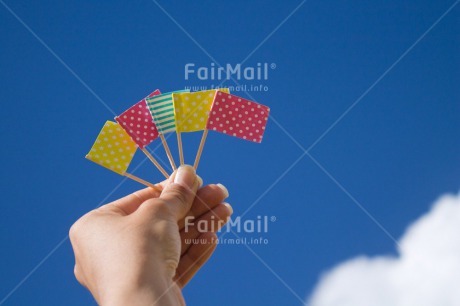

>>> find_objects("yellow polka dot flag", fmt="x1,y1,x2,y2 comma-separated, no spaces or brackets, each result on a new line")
173,88,230,133
86,121,137,175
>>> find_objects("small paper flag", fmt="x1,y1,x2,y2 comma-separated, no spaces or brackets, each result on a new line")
206,91,270,143
146,90,189,134
173,88,230,133
86,121,137,174
115,90,161,149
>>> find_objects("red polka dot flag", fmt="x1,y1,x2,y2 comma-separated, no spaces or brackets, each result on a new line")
206,91,270,143
115,89,161,149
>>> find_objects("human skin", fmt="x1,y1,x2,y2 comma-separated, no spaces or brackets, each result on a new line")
69,165,232,305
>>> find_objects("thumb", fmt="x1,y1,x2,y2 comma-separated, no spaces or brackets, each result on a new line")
159,165,201,220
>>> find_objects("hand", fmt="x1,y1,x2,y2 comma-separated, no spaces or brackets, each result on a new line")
69,165,232,306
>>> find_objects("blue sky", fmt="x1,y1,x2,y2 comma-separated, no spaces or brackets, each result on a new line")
0,1,459,305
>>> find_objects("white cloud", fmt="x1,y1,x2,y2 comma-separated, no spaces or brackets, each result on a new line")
307,191,460,306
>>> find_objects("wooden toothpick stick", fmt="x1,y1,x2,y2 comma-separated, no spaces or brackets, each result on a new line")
140,147,169,179
193,129,208,170
177,132,184,166
123,173,161,192
160,134,177,170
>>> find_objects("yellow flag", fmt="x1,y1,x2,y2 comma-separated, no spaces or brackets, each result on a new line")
86,121,137,175
173,88,230,132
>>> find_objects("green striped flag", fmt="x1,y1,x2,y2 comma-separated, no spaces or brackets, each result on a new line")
146,90,189,134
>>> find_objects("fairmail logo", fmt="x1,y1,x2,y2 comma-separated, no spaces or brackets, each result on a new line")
184,215,276,233
185,63,276,81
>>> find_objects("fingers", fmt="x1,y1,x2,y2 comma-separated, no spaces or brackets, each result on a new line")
178,184,229,230
175,232,218,288
98,180,168,216
137,165,200,221
180,203,232,255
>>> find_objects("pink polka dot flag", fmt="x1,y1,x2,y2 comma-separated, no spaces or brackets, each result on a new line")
206,91,270,143
115,90,161,149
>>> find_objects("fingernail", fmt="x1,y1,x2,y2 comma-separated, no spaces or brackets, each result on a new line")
174,165,196,188
197,175,203,188
217,183,229,198
223,203,233,215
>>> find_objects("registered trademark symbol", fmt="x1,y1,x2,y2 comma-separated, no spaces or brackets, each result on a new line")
270,216,277,222
270,63,276,69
